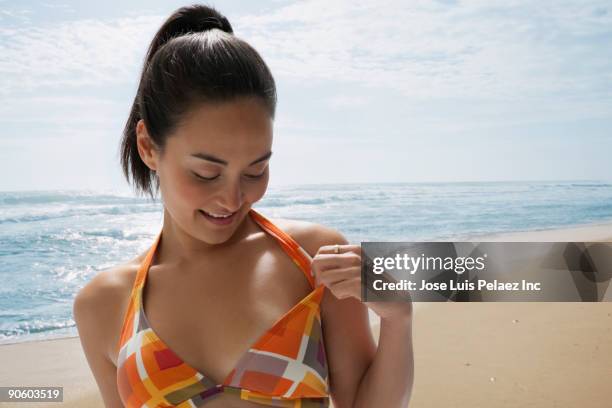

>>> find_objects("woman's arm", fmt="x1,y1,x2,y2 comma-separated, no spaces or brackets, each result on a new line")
320,281,378,408
352,314,413,407
73,267,133,408
296,224,414,408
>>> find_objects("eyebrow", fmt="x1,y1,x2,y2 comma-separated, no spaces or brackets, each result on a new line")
190,150,273,166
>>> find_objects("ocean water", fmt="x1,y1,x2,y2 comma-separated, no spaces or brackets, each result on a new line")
1,180,612,344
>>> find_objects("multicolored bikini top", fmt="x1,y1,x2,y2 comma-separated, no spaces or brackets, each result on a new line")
116,208,330,407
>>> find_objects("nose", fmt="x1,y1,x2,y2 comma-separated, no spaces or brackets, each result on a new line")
218,180,244,212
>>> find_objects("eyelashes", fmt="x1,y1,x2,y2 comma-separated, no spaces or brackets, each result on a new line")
192,171,266,182
193,173,219,181
244,172,267,180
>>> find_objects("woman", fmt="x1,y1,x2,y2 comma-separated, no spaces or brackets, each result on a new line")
73,4,413,408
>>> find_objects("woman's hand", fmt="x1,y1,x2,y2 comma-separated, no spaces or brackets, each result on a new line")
311,244,412,323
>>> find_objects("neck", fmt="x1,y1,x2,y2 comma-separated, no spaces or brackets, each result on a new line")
155,207,257,267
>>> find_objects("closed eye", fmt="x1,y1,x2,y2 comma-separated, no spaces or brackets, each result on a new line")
244,172,266,179
193,172,219,181
192,171,266,182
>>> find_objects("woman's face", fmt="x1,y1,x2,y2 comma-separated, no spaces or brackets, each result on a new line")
142,97,273,245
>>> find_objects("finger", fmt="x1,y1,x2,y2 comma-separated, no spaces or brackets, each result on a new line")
318,244,361,255
312,251,362,272
317,265,361,287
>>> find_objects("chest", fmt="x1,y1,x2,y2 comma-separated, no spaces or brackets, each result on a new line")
138,240,313,384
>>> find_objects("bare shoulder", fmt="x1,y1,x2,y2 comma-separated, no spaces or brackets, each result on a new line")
73,260,140,361
271,217,350,257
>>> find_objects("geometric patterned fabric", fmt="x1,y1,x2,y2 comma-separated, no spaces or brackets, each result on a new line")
116,208,330,407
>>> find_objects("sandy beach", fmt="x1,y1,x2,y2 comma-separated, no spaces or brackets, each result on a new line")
1,222,611,408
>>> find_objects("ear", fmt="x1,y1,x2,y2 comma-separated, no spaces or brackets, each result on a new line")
136,119,160,172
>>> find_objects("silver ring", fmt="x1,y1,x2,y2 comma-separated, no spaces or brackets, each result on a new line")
333,244,339,254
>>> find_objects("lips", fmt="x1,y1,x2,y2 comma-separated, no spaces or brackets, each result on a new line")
199,209,238,226
201,210,235,218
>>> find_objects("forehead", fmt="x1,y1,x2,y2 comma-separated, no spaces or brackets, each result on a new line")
170,97,273,155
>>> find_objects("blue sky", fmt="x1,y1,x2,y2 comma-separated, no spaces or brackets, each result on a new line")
1,0,611,193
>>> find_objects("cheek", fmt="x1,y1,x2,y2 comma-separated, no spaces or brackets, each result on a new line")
166,168,213,206
244,174,269,203
181,183,208,205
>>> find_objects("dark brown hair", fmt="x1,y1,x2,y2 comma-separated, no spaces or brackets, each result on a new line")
119,4,277,200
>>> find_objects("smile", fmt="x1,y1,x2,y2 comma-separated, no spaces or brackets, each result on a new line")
199,209,238,225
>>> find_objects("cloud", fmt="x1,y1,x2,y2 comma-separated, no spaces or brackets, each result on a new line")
0,14,164,94
0,0,610,129
0,6,32,25
234,0,612,102
0,95,129,142
326,95,368,109
2,0,611,103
